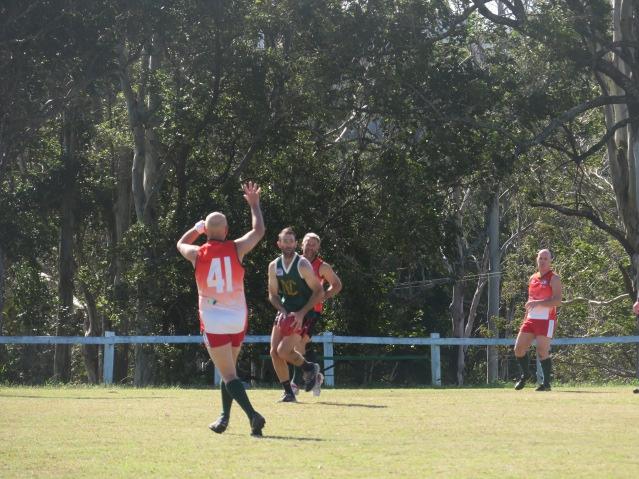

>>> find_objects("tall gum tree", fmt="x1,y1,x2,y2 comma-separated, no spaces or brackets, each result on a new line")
475,0,639,376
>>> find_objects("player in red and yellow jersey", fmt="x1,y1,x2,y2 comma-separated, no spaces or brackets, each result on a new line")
177,182,266,436
514,249,562,391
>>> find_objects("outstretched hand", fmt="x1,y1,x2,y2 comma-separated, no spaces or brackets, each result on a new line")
242,181,261,207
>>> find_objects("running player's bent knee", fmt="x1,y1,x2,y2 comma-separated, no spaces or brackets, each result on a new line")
276,342,292,358
514,347,527,357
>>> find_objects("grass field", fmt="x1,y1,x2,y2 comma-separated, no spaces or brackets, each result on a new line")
1,385,638,478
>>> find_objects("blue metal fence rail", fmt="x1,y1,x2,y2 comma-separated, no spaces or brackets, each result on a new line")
2,332,639,386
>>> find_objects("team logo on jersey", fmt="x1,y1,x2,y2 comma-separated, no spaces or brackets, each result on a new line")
280,279,299,296
276,268,284,276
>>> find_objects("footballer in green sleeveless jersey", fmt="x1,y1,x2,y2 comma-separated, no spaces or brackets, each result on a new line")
275,253,313,313
268,227,324,401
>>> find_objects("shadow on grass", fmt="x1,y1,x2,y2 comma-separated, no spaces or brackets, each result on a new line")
315,401,387,408
0,394,169,400
261,435,325,441
224,433,325,441
552,390,617,394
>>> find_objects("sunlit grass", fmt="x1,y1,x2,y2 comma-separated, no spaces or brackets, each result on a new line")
1,385,638,478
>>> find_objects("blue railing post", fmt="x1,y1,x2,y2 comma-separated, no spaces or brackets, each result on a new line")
103,331,115,386
430,333,441,386
323,332,335,387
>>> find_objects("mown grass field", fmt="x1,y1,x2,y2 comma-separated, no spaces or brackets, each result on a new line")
0,385,637,478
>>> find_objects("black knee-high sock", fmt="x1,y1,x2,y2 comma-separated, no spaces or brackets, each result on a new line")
541,357,552,386
305,349,317,363
225,378,257,419
220,381,233,418
281,380,294,395
516,353,530,378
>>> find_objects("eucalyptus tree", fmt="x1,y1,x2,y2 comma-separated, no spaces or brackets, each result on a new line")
477,0,639,376
1,1,119,381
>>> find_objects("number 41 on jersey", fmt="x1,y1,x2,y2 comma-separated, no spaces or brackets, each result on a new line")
207,256,233,293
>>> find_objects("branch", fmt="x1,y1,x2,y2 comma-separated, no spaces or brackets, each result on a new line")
561,293,629,306
500,221,534,255
530,200,634,256
463,244,489,340
594,41,639,66
516,95,628,156
226,135,265,183
472,0,526,28
594,57,639,99
425,4,480,44
573,117,633,163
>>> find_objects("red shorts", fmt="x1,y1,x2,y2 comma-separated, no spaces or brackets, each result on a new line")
273,311,322,338
203,323,247,348
519,318,556,338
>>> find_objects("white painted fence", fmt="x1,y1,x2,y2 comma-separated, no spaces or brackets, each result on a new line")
2,332,639,386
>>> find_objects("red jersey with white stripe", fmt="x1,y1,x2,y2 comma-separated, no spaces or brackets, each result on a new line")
311,256,326,313
525,270,557,321
194,240,247,334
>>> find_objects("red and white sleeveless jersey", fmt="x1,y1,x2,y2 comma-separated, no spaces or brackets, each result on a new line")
194,240,247,334
526,270,557,321
311,256,326,313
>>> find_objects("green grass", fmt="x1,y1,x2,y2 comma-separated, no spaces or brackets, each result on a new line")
1,385,638,478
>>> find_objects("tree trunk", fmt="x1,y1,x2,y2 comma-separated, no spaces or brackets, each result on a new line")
118,40,164,386
0,244,5,367
53,108,78,383
486,192,500,382
636,315,639,381
133,284,154,387
450,278,466,385
606,2,639,378
457,344,466,386
113,146,133,287
0,242,4,336
79,282,101,384
112,146,133,383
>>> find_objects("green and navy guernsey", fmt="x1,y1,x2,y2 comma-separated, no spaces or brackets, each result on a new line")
276,253,313,313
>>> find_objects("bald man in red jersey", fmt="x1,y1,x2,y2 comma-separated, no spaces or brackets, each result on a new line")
177,182,266,436
513,249,562,391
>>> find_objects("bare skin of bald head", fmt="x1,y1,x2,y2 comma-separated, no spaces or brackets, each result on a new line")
536,249,552,275
205,212,228,240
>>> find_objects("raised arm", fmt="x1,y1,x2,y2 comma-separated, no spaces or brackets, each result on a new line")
177,221,204,267
235,182,265,262
319,262,343,301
